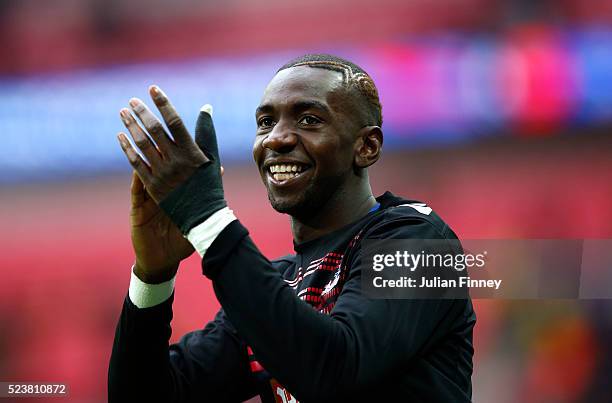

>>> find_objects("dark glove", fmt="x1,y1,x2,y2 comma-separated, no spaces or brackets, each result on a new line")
159,105,227,235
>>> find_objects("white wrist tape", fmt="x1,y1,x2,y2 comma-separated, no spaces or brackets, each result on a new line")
127,207,235,308
186,206,237,257
128,266,176,309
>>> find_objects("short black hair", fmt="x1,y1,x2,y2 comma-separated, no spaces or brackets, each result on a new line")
278,54,383,127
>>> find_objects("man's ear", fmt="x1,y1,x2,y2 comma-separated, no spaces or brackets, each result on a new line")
354,126,383,168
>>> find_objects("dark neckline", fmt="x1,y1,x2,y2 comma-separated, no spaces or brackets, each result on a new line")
292,192,398,253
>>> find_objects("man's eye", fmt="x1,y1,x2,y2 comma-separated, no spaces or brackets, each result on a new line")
258,117,275,128
299,115,321,125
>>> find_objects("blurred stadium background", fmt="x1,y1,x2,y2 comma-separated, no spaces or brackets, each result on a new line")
1,0,611,401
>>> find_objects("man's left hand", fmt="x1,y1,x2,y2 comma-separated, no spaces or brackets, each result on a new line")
117,85,208,203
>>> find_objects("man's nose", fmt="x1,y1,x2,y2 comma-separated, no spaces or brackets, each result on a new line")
261,123,298,153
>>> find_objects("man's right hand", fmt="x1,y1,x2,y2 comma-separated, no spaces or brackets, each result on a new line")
129,171,194,284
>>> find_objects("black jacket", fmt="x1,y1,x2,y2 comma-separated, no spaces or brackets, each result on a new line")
109,192,476,402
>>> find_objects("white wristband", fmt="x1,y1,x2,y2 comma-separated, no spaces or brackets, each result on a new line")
186,206,237,257
128,266,176,309
127,206,235,308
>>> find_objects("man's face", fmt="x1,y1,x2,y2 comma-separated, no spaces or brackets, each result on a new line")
253,66,359,217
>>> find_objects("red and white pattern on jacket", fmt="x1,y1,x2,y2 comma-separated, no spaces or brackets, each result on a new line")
284,232,362,314
251,232,364,402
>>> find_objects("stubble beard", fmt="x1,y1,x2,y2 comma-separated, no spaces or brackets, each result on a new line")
267,172,345,220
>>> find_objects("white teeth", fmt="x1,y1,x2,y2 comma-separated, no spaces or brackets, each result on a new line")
269,164,305,174
273,172,299,181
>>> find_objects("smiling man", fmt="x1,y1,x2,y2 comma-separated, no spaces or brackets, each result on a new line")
108,54,476,403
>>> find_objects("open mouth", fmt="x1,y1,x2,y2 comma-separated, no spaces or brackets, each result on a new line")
266,162,311,185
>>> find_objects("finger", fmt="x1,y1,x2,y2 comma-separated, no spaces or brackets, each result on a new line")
148,86,194,147
220,165,224,176
195,104,220,162
120,108,163,168
128,97,173,153
130,171,146,206
117,132,153,185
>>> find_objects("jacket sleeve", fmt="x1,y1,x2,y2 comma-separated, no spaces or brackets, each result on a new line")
108,293,256,403
203,217,470,401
